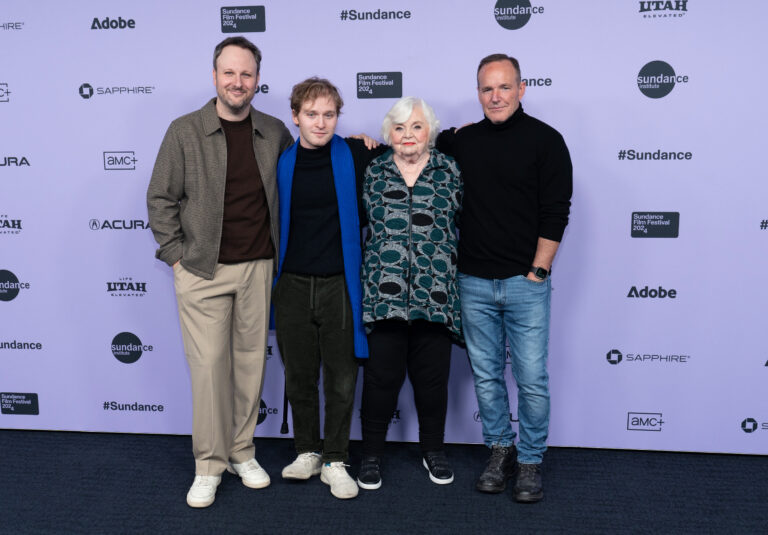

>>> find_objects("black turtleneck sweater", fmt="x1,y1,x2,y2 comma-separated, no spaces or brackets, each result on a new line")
281,138,388,276
436,105,572,279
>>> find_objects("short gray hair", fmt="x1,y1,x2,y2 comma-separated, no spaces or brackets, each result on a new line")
381,96,440,147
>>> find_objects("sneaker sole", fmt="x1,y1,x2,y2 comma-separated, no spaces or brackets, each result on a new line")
514,490,544,503
422,459,454,485
320,473,359,499
186,495,215,508
357,478,382,490
241,477,270,489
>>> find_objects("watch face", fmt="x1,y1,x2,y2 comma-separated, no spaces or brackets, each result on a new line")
534,267,548,279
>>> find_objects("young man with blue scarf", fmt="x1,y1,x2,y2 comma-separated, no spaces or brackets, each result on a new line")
273,78,387,499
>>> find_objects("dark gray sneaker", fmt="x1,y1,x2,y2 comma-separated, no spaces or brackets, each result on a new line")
357,456,382,490
513,463,543,503
476,445,517,493
422,451,454,485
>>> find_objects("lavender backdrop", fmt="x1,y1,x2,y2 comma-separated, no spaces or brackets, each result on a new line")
2,0,767,454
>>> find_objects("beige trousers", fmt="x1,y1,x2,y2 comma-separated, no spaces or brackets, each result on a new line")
174,259,273,476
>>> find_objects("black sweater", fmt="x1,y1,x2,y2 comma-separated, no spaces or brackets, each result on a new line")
436,106,572,279
282,138,387,276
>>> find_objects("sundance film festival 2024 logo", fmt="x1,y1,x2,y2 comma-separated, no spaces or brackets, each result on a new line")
637,61,688,98
357,72,402,99
1,392,39,415
631,212,679,238
494,0,544,30
221,6,265,32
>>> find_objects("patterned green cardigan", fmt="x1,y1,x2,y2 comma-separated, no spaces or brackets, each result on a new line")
361,148,463,337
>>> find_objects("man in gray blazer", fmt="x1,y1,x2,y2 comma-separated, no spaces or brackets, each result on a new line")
147,36,292,508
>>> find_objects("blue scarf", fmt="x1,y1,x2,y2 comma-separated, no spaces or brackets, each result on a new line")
275,135,368,358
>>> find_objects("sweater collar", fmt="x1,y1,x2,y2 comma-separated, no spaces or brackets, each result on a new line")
481,104,525,131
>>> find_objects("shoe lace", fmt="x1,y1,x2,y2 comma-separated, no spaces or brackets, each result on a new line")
487,447,509,469
195,476,216,489
297,452,320,466
518,463,539,478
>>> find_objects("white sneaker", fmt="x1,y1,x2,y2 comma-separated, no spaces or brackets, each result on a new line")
282,452,322,480
186,475,221,508
320,462,359,499
229,458,271,489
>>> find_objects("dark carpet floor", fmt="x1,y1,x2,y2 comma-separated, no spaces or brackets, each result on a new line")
0,429,765,534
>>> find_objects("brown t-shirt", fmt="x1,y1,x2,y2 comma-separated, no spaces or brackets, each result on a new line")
218,116,273,263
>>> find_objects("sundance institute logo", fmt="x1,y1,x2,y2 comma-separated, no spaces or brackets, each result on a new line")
111,332,153,364
637,61,688,98
493,0,543,30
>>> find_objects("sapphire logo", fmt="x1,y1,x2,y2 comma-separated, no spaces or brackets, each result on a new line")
1,392,39,415
257,399,278,425
627,412,664,431
0,83,9,102
639,1,688,18
0,270,30,301
103,151,137,170
494,0,544,30
79,83,94,99
107,278,147,297
741,418,758,433
605,348,690,365
111,332,152,364
637,61,688,98
221,6,265,32
91,16,136,30
0,216,22,236
0,22,25,30
89,219,149,230
79,82,155,99
1,156,29,167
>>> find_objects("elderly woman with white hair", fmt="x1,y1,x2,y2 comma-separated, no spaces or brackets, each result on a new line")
357,96,462,490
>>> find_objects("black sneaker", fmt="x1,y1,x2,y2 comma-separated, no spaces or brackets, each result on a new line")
513,463,543,503
422,451,454,485
476,445,516,493
357,456,382,490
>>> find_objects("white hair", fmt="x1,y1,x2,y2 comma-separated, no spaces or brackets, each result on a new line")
381,96,440,147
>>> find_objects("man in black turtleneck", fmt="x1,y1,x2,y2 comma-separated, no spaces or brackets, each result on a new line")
436,54,572,504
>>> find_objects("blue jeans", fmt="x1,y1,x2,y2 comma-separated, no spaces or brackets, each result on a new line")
458,272,551,464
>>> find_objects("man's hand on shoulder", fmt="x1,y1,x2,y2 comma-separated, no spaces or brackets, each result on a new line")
349,133,380,150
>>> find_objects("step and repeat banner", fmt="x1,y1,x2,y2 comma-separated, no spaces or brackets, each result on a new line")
2,1,767,455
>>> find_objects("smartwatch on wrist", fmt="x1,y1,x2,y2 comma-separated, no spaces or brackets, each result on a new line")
530,266,549,280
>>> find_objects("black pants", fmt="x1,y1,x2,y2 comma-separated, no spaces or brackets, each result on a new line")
361,319,452,456
274,273,358,463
